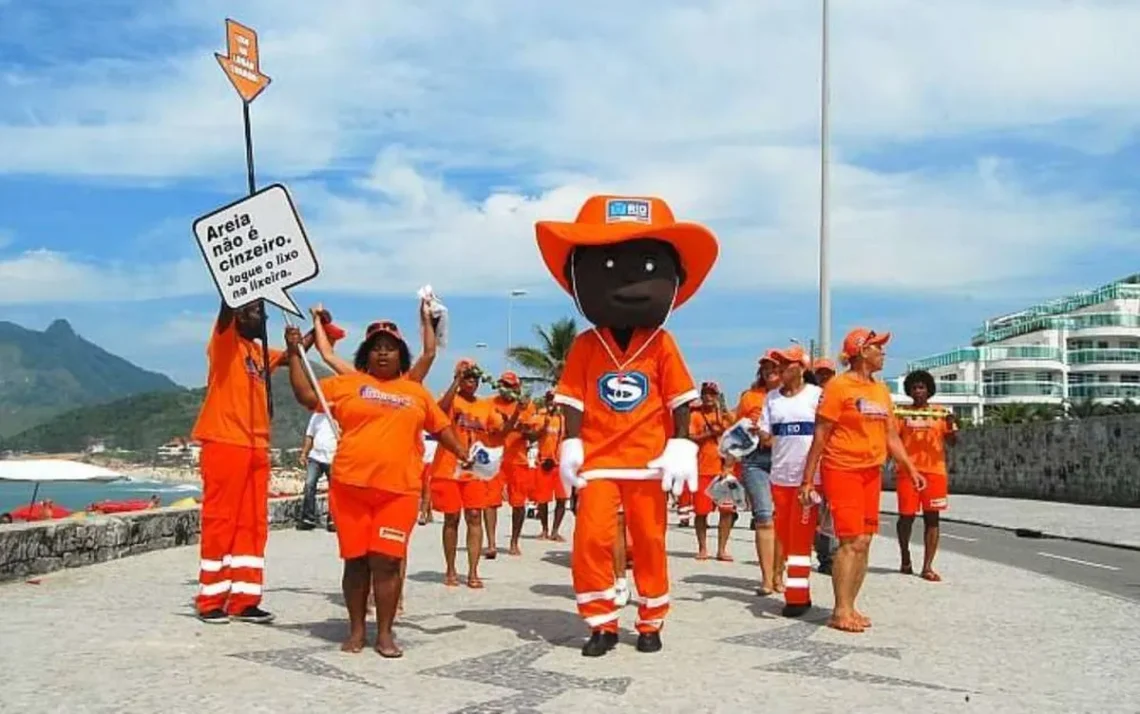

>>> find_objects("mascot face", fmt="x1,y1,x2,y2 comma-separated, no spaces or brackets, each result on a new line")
567,238,684,329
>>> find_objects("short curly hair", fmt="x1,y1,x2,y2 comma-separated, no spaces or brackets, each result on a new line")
903,369,936,398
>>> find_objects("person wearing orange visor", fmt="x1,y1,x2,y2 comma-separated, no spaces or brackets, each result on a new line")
812,358,836,387
487,370,539,557
732,350,782,595
537,195,716,657
191,300,317,625
800,328,922,633
688,381,736,561
284,321,470,658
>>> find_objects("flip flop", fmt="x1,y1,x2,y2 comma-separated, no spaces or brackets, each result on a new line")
920,570,942,582
755,586,774,597
443,574,460,587
484,549,498,560
375,646,404,659
695,553,711,561
467,576,485,589
716,554,735,562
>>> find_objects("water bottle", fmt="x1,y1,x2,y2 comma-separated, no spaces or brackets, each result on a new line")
801,490,821,525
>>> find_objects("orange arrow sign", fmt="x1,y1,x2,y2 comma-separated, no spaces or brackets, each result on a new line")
215,19,271,103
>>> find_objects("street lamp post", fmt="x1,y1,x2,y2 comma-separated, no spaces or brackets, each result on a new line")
507,288,527,354
818,0,832,361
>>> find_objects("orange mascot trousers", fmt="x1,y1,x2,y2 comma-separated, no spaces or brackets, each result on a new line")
196,442,270,615
573,479,669,634
772,484,818,608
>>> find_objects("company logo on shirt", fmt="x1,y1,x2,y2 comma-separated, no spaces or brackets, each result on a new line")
855,398,890,419
605,198,651,224
244,356,265,381
597,371,649,413
358,385,412,407
772,421,815,436
455,413,489,432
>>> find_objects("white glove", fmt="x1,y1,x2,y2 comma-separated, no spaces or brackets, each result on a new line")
559,438,586,494
649,438,699,496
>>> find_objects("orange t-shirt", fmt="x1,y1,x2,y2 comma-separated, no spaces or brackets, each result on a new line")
553,328,697,479
430,396,503,481
734,388,767,422
319,373,449,494
489,397,538,466
895,406,950,476
536,410,564,462
690,408,732,476
191,319,285,449
816,371,895,471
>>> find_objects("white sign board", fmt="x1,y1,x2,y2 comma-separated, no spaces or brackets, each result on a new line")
192,183,318,316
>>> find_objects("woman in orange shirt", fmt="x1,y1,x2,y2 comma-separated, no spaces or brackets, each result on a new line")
800,328,922,634
688,382,735,561
285,322,469,658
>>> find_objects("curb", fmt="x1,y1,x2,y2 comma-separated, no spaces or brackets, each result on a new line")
879,509,1140,554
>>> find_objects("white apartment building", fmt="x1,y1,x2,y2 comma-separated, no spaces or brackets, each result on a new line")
886,274,1140,422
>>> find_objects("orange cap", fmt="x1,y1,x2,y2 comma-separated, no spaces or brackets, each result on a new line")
535,195,719,309
770,344,810,367
498,371,521,389
812,357,836,373
758,349,779,365
840,328,890,363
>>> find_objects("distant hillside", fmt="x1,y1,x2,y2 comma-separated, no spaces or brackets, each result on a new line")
0,319,182,437
1,367,328,455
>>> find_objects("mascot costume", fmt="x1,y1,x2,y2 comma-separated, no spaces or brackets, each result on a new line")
536,195,719,657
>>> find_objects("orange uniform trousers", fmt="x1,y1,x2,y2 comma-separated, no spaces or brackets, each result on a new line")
772,484,818,608
573,479,669,635
196,441,270,615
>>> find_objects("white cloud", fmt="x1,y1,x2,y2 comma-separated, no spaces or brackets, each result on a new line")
1,0,1138,304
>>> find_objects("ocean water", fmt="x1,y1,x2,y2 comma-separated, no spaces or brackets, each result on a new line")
0,478,201,514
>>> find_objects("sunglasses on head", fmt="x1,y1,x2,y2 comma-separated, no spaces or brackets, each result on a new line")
366,320,399,336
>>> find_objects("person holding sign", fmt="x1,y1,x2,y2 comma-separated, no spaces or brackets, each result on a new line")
284,323,470,658
191,300,316,625
799,328,923,634
429,360,520,588
894,370,957,582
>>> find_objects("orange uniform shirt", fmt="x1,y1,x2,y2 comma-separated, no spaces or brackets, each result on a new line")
537,410,564,462
430,396,503,481
816,371,895,470
895,406,950,476
490,397,538,466
319,373,449,494
554,328,697,479
734,388,767,423
690,408,732,476
191,319,285,449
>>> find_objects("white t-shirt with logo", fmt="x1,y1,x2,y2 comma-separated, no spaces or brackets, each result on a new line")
305,412,338,465
759,384,823,487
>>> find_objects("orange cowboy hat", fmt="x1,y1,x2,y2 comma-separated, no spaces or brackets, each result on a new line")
535,195,719,308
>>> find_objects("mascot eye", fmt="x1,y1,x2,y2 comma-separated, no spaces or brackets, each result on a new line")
604,258,615,269
644,259,657,273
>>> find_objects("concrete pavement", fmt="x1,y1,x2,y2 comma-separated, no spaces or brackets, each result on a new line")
3,506,1139,713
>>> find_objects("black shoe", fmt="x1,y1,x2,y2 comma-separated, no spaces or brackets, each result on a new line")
231,606,275,624
818,562,832,576
581,630,619,657
781,602,812,618
296,520,316,531
636,632,663,653
326,521,336,533
197,609,229,625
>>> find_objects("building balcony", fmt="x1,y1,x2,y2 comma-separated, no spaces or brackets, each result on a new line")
1068,312,1140,331
982,381,1064,398
1068,383,1140,400
934,381,981,395
1066,348,1140,365
983,345,1064,363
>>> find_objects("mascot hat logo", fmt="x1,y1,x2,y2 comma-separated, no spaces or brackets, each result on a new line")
598,371,649,412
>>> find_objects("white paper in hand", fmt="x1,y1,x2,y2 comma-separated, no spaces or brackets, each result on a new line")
706,474,749,512
466,441,503,481
718,419,759,460
417,284,450,350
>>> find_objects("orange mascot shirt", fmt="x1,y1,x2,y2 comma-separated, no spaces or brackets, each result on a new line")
816,371,895,470
318,373,449,494
191,319,285,449
430,396,503,481
554,328,697,480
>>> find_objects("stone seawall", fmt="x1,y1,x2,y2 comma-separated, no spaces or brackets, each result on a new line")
884,414,1140,507
0,495,327,583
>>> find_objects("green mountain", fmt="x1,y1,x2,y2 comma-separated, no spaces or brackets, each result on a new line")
0,319,183,437
1,367,328,455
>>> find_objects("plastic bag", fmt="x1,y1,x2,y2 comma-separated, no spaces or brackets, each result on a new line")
718,418,759,460
705,474,749,512
466,441,503,481
526,442,539,469
816,499,835,538
417,284,449,350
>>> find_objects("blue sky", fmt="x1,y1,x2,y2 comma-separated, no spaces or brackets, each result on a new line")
3,0,1140,400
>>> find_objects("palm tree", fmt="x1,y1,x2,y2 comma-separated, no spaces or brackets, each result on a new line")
1067,398,1108,419
506,317,579,387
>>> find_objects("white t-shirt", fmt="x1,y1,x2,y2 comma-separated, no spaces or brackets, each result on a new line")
759,384,823,487
305,412,338,465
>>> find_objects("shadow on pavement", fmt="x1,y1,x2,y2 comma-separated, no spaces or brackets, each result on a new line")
529,582,576,601
681,573,830,625
452,607,584,649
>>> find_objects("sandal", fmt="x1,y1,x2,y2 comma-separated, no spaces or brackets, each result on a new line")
467,575,485,589
920,569,942,582
443,573,460,587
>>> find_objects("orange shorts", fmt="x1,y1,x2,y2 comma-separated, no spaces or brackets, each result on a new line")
531,465,567,503
329,480,419,560
896,471,948,516
486,474,505,508
821,465,882,539
431,478,490,514
503,464,536,508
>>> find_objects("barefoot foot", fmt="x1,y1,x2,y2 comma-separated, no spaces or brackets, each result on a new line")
341,632,366,653
921,569,942,582
854,610,872,628
508,545,522,556
467,574,485,589
900,563,914,575
443,573,460,587
375,634,403,659
828,614,865,633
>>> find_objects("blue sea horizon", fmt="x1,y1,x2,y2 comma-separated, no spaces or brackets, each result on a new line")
0,477,202,514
